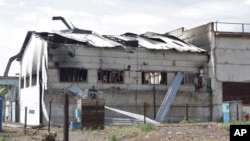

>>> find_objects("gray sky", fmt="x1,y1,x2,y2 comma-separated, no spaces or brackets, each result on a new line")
1,0,250,76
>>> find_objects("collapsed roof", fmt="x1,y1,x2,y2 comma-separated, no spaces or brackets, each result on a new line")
16,17,206,61
4,17,205,76
36,29,205,53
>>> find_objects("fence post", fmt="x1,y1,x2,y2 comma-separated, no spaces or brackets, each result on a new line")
48,100,52,132
153,86,156,119
236,104,239,121
96,100,98,129
144,102,146,123
186,104,189,121
24,107,27,134
63,93,69,141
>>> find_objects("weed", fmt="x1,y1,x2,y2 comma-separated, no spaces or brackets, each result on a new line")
0,135,7,141
220,123,230,131
140,123,154,132
108,131,119,141
220,121,250,131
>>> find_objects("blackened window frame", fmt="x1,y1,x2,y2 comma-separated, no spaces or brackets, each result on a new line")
31,74,37,86
20,77,24,88
98,69,124,84
25,76,30,87
60,67,88,82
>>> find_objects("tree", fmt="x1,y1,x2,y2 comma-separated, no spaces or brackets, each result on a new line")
0,85,12,98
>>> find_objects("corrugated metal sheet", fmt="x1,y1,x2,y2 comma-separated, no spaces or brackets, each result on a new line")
103,32,205,52
156,71,184,122
53,31,124,48
44,30,205,52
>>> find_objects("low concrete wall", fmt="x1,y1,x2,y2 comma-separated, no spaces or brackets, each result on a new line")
43,89,211,124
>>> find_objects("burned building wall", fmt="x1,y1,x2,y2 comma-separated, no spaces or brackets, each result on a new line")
45,43,210,123
19,34,48,125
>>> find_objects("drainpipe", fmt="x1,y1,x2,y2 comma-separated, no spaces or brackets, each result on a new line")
4,54,20,77
153,86,156,119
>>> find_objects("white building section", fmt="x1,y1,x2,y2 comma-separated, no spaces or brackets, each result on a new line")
19,33,48,125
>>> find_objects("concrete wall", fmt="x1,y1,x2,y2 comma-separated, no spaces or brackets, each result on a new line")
167,23,215,51
215,36,250,82
44,88,210,124
48,45,208,90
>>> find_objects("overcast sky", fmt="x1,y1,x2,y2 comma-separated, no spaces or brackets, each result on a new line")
1,0,250,76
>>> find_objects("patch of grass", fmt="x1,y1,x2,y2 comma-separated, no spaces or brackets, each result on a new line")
0,135,7,141
106,125,141,141
220,121,250,131
139,123,154,132
220,123,230,131
108,131,118,141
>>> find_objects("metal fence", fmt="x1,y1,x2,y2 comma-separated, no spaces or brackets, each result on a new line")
105,104,211,125
214,22,250,33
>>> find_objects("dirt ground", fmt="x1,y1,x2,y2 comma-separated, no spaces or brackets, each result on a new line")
1,122,229,141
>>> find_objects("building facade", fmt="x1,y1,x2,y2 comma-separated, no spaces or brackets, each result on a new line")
16,26,210,125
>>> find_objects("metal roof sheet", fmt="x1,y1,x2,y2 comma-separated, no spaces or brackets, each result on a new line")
53,31,124,48
106,32,205,52
44,30,205,52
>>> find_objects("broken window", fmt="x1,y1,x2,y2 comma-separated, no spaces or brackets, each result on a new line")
26,76,30,87
98,70,124,83
142,72,167,85
20,77,24,88
60,68,87,82
32,74,37,86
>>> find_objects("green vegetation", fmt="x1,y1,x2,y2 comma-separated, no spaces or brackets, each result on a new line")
0,135,7,141
220,121,250,131
108,131,118,141
220,123,230,131
139,123,154,132
105,124,154,141
0,85,12,98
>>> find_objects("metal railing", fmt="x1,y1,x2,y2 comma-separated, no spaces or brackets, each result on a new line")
214,22,250,33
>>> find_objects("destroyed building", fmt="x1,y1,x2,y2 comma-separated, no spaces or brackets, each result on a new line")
9,17,212,125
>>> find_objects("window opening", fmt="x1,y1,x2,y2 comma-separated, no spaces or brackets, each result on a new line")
98,70,124,83
142,71,167,85
60,68,87,82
